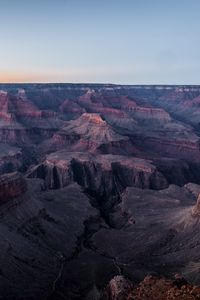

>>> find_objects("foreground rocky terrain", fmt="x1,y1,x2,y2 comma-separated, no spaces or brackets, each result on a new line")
101,274,200,300
0,84,200,299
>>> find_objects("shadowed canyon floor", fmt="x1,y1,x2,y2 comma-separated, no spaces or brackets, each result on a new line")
1,84,200,299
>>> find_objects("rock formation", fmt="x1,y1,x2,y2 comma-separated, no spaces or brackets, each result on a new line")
192,194,200,216
0,90,65,146
101,275,133,300
0,172,27,202
0,144,23,174
0,84,200,299
28,151,168,192
42,112,137,155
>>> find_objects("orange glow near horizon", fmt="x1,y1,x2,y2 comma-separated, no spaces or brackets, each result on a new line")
0,66,145,83
0,71,59,83
0,68,125,83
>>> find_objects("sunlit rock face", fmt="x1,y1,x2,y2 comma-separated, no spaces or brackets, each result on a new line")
1,84,200,299
39,112,139,156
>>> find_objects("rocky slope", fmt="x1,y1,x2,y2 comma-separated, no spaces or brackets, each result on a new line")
0,172,27,202
101,275,200,300
43,184,200,300
0,178,98,300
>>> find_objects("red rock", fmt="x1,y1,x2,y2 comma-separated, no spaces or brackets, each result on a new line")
28,151,168,192
40,112,138,155
0,91,65,145
134,134,200,161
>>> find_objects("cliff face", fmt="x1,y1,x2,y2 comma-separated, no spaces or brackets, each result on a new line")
0,90,41,126
122,85,200,128
192,194,200,216
134,135,200,161
59,99,86,119
28,151,168,193
0,172,27,202
0,91,65,147
0,144,23,174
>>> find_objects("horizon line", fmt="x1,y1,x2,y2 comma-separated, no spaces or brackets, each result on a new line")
0,82,200,86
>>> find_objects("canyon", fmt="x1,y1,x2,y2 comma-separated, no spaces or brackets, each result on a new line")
0,84,200,299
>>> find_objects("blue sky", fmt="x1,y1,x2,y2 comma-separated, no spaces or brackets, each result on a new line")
0,0,199,84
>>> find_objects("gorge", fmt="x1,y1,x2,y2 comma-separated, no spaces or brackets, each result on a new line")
0,84,200,299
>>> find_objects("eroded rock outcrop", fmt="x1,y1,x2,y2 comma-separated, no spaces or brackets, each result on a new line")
134,135,200,161
59,99,86,119
0,172,27,202
28,151,168,194
0,91,65,146
42,113,137,155
0,144,23,174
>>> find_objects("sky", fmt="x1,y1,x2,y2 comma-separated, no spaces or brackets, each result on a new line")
0,0,199,84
